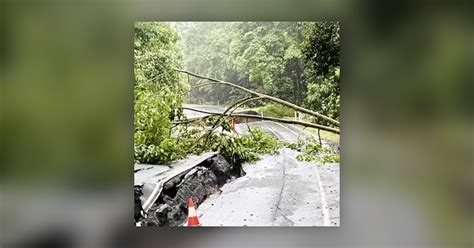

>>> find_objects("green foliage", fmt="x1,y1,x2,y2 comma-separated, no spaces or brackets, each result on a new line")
230,23,303,98
134,91,171,148
134,22,183,93
174,22,340,124
306,128,340,143
285,137,340,164
243,128,280,157
142,123,279,165
174,22,306,105
301,22,340,76
252,103,295,118
212,128,279,163
192,125,280,163
301,22,340,126
134,22,283,165
134,22,188,164
305,66,340,125
134,21,340,165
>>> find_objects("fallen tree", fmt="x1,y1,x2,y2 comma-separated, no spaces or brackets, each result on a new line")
178,107,340,134
174,68,340,127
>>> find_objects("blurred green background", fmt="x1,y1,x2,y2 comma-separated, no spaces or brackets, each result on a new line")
1,0,472,247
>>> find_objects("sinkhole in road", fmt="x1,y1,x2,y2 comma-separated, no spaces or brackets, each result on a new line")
135,154,246,226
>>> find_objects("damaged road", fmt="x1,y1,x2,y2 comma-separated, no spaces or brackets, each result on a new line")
134,153,245,226
136,105,340,227
197,148,340,226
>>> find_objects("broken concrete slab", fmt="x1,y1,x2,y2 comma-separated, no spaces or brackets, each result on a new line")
135,153,245,226
134,165,169,186
134,152,217,212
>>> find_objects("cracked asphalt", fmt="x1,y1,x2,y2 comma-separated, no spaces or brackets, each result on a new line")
198,148,340,226
182,105,340,226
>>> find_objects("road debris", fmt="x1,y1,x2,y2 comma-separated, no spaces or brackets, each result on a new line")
134,154,245,226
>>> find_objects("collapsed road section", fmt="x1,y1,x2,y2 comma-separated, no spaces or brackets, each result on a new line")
134,152,245,226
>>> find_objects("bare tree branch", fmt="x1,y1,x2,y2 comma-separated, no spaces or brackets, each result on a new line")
181,81,221,96
202,96,255,146
180,107,340,134
174,97,263,128
228,96,264,115
174,68,340,126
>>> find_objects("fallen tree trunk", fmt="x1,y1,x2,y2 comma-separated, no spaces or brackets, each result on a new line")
174,68,340,126
180,107,340,134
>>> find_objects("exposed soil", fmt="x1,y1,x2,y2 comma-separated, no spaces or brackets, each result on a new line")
134,154,245,226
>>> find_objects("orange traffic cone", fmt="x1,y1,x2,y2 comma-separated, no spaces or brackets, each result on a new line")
187,197,201,227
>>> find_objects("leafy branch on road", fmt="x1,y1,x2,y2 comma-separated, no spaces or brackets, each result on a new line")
284,137,340,164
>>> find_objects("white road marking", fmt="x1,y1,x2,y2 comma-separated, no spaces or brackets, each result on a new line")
263,122,283,139
242,120,332,226
314,165,331,226
269,122,332,225
271,122,300,137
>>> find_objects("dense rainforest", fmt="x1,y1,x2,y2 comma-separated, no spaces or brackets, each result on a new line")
134,22,340,165
173,22,340,124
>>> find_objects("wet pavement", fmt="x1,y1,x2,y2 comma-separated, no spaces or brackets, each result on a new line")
198,149,340,226
181,104,340,226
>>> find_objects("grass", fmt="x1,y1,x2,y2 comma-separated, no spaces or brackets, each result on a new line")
251,104,340,144
306,127,340,144
252,104,295,118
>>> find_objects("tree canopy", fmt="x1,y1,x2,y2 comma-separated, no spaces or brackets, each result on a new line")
133,22,187,163
134,22,341,164
173,21,340,125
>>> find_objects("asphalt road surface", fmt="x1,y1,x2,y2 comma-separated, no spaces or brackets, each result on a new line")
183,104,227,118
183,104,340,226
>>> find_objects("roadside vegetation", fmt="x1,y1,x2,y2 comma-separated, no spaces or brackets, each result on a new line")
252,103,295,118
174,21,340,127
306,128,340,144
294,139,340,164
134,22,340,165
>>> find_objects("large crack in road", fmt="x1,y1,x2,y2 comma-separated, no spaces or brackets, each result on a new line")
273,154,294,226
193,118,340,226
197,148,339,226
